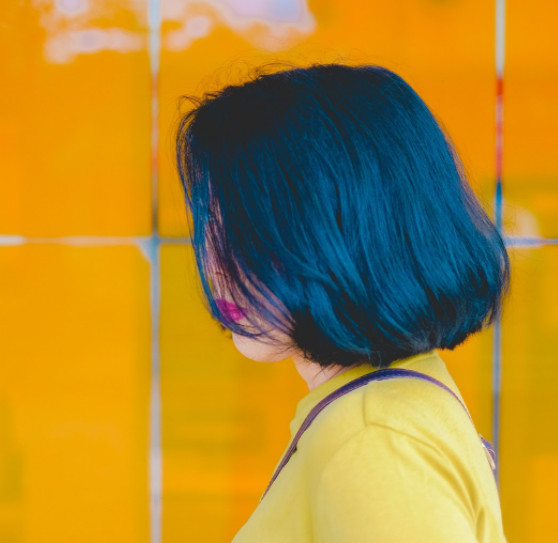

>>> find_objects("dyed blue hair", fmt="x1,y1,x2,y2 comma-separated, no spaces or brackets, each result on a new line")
175,63,510,369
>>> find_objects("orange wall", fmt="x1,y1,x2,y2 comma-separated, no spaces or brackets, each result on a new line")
1,1,556,542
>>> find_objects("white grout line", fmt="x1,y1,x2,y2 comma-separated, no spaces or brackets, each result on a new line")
492,0,507,489
495,0,506,78
2,235,557,248
492,315,502,486
148,238,162,543
148,0,162,542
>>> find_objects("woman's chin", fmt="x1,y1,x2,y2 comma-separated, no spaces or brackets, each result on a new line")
231,331,290,363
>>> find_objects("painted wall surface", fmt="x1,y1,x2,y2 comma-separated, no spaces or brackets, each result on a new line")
0,1,556,542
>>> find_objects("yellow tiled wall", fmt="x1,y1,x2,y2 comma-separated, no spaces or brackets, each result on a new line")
1,1,556,542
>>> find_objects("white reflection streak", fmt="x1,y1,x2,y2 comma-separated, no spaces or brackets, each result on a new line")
38,0,315,63
45,28,145,63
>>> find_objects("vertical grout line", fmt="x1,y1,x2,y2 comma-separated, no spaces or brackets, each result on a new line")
149,240,162,543
148,1,162,543
492,318,502,486
493,0,506,488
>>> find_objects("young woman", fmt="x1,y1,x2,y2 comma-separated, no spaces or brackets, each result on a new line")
175,63,510,542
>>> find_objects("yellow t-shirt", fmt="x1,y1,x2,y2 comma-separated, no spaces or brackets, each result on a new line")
231,350,507,542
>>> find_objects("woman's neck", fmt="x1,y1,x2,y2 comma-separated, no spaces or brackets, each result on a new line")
291,352,362,391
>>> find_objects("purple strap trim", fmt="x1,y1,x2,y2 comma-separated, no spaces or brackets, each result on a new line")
259,367,493,503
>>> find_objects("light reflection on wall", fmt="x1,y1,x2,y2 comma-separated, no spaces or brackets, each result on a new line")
38,0,316,64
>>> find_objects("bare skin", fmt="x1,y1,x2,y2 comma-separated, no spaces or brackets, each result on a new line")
232,325,360,391
211,265,361,390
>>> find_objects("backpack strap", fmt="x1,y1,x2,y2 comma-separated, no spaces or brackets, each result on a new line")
259,367,496,503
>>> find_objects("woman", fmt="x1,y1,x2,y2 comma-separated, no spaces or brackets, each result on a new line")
175,63,509,542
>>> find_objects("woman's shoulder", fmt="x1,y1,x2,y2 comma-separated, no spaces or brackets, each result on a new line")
300,353,487,496
304,352,474,454
361,359,474,442
296,354,506,542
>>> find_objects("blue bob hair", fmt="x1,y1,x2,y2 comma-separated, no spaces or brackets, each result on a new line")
175,62,510,369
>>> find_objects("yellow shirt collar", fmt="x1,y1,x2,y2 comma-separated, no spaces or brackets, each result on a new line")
289,349,442,437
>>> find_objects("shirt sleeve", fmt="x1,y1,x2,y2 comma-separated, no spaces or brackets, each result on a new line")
310,423,478,543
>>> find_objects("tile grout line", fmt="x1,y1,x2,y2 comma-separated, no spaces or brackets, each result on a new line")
493,0,506,488
148,1,162,543
2,236,558,247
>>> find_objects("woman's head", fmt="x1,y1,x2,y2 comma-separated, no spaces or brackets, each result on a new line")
175,62,510,369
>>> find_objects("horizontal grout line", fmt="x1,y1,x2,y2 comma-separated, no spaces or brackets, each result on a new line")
1,235,558,247
0,235,190,246
505,237,558,246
